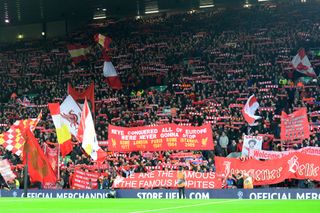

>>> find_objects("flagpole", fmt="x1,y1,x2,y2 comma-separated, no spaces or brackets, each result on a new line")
23,154,28,197
58,144,60,181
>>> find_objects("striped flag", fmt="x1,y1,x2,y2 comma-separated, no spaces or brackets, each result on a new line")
0,159,16,182
291,48,317,77
67,44,90,64
77,99,107,162
48,103,73,157
94,34,112,50
0,112,42,156
103,53,122,89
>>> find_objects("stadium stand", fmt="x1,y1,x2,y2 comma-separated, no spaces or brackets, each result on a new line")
0,2,319,190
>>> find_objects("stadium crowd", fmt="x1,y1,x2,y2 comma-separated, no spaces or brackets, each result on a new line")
0,2,320,190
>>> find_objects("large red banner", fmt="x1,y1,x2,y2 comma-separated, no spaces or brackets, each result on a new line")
215,153,320,186
108,124,213,152
112,170,222,189
72,169,99,189
280,108,310,141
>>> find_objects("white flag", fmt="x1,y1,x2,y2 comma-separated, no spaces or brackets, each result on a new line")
77,99,106,162
60,95,82,136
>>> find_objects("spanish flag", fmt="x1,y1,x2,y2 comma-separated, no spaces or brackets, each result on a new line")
94,34,112,50
48,103,73,157
66,44,90,64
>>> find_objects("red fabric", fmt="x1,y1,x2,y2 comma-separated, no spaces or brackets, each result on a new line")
236,142,243,152
108,124,214,152
72,169,99,189
60,140,73,157
68,82,95,112
43,143,58,174
105,76,122,90
112,170,222,189
280,108,310,141
23,129,57,184
215,152,320,186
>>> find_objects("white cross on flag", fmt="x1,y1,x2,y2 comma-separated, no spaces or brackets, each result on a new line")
291,48,316,77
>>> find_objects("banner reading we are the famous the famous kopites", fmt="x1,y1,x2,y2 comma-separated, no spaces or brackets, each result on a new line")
108,124,213,152
215,152,320,186
281,108,310,141
112,170,222,189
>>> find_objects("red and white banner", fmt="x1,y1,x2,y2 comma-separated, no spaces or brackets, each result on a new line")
72,169,99,189
215,152,320,186
0,159,16,182
242,135,263,156
248,146,320,160
280,108,310,141
291,48,317,77
112,170,222,189
108,124,214,152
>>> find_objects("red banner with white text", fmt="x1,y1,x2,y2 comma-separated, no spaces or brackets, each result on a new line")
248,147,320,160
72,169,99,189
280,108,310,141
112,170,222,189
108,124,213,152
215,153,320,186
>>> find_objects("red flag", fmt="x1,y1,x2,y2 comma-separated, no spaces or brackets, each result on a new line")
68,82,95,112
43,143,59,174
23,129,57,184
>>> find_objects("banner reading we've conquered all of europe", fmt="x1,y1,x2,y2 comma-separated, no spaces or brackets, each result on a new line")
108,124,213,152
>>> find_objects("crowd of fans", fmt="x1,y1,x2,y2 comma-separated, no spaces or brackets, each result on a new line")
0,2,320,189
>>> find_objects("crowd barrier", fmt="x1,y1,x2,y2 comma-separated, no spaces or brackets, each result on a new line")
0,189,319,199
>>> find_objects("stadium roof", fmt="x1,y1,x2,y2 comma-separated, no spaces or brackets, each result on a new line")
0,0,293,26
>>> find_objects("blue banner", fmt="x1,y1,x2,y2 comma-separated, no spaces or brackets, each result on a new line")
0,189,319,199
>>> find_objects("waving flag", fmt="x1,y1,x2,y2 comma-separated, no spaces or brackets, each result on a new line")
94,34,112,50
77,99,107,162
68,82,95,112
0,112,42,156
242,95,261,126
291,48,317,77
60,95,82,136
23,129,57,184
67,44,90,64
48,103,73,157
103,53,122,90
